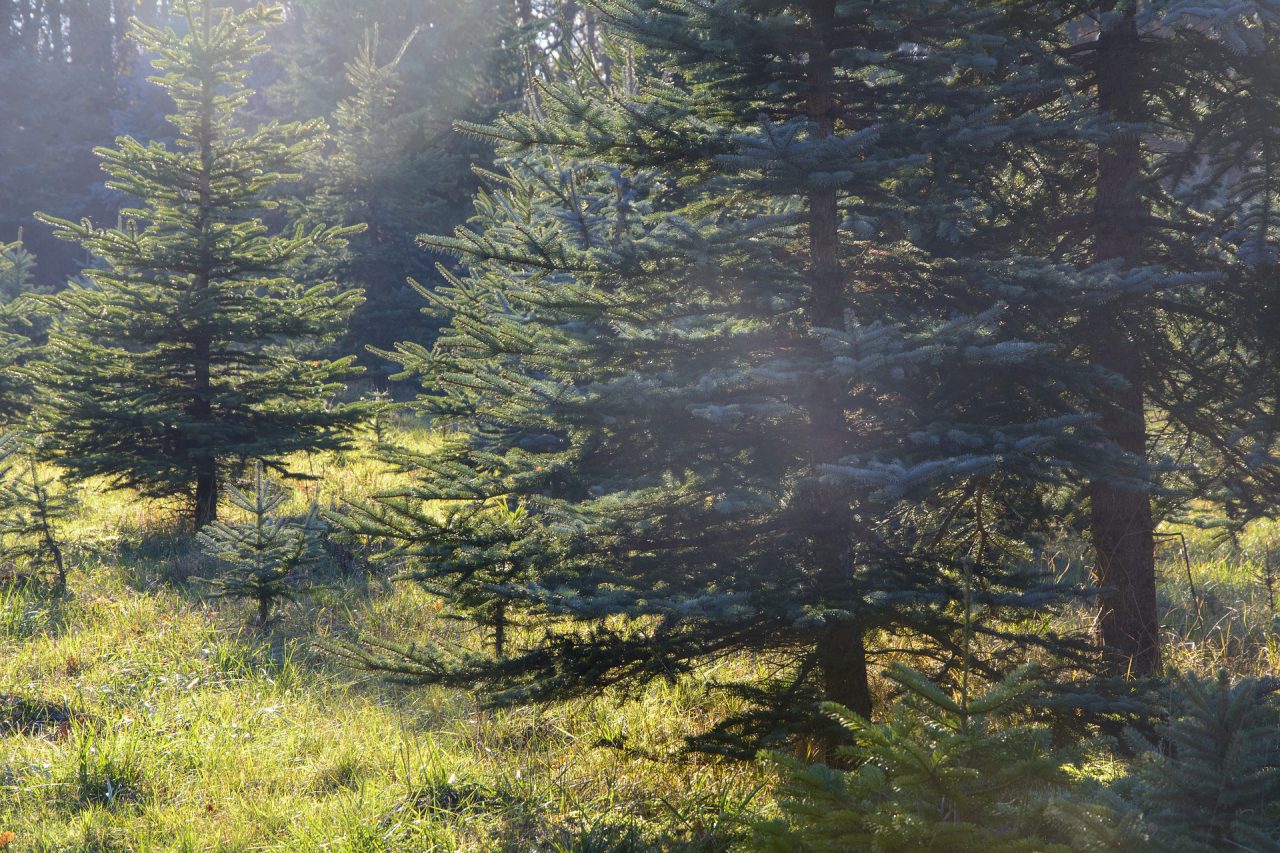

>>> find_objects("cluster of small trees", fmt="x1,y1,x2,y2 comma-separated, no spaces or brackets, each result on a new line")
1,0,520,377
0,2,365,619
3,0,1280,845
0,0,625,618
337,0,1280,734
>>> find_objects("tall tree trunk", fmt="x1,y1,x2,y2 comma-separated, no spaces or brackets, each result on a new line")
134,0,162,25
806,0,872,721
194,458,217,528
47,0,63,58
110,0,129,57
67,0,112,80
18,0,38,52
2,1,17,54
191,7,217,530
1089,7,1161,677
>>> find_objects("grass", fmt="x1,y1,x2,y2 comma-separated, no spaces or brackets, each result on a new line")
1156,518,1280,677
0,423,1275,850
0,427,769,851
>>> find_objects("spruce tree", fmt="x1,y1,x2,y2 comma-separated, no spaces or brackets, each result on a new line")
0,238,37,423
0,236,38,303
197,461,323,627
337,2,1118,744
34,0,365,527
1057,671,1280,852
1123,671,1280,851
0,433,75,591
981,3,1280,676
756,664,1077,852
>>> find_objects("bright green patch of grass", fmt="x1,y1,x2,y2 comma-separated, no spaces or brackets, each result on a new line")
0,424,769,851
1,422,1276,849
1158,516,1280,676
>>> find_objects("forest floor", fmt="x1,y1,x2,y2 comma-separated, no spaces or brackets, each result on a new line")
0,428,768,851
0,425,1275,851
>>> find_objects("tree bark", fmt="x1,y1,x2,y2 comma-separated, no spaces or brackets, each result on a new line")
1089,6,1161,677
191,5,218,530
67,0,113,81
806,0,873,721
817,620,871,718
17,0,38,52
48,0,63,58
194,461,217,528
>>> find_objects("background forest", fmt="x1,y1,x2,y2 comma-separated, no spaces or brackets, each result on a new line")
1,0,1280,850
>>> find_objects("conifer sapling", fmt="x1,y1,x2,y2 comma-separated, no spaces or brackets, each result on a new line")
197,462,323,627
34,0,366,527
0,433,76,591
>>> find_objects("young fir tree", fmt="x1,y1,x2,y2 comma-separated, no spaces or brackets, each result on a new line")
756,664,1078,852
0,236,38,303
0,238,38,423
1120,670,1280,851
0,433,76,591
1049,670,1280,852
197,461,323,627
34,0,365,527
336,2,1121,745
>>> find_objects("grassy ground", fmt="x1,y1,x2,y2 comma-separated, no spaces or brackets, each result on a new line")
1156,517,1280,677
0,429,767,851
0,426,1275,850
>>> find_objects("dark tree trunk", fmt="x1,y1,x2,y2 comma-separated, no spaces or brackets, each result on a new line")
1089,7,1161,677
110,0,130,56
191,14,217,532
1,1,18,54
17,0,38,52
194,462,217,528
47,0,63,58
817,621,871,718
806,0,873,721
190,324,215,527
493,602,506,658
67,0,113,81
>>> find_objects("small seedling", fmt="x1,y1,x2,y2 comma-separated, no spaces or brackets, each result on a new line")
197,462,323,627
0,433,75,591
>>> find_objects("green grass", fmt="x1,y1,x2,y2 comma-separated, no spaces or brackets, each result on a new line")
0,429,769,851
1157,516,1280,677
0,425,1276,850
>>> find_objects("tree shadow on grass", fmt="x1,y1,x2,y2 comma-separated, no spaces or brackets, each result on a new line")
105,527,216,597
0,576,70,640
0,693,86,739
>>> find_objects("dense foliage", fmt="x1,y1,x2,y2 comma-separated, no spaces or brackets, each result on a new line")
761,666,1280,852
758,663,1077,852
335,0,1144,751
1,1,1279,847
33,0,366,526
